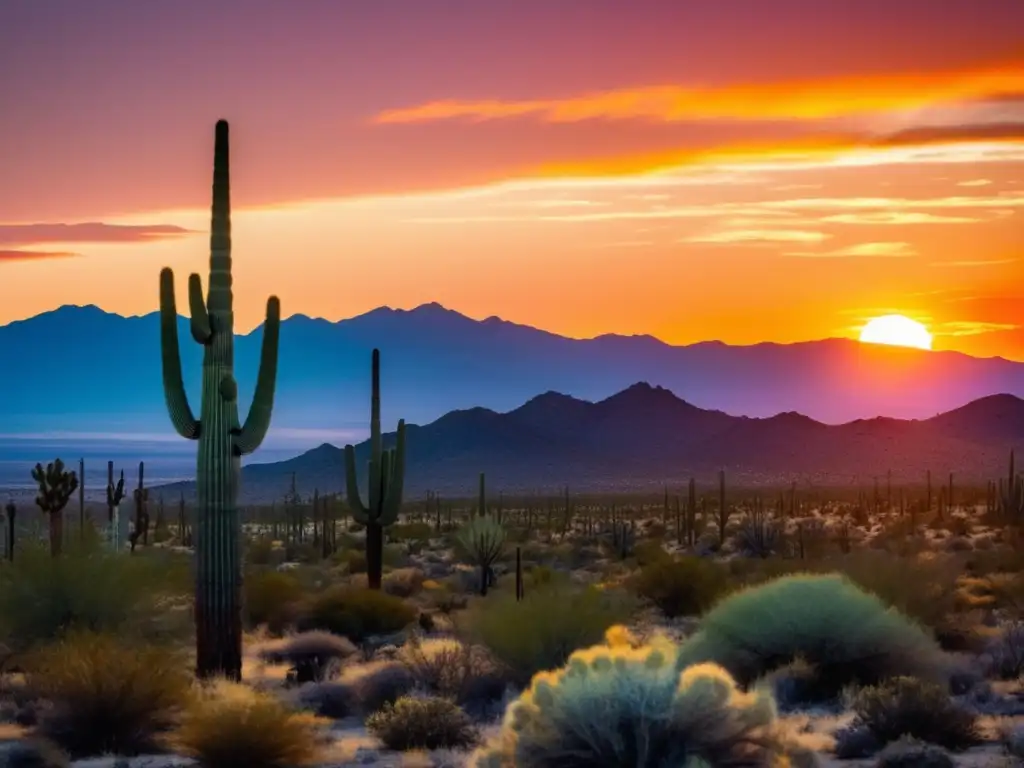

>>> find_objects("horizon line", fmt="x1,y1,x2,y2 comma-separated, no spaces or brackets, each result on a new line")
0,300,1012,362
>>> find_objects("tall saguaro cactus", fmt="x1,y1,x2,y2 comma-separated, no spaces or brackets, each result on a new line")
344,349,406,590
159,120,281,680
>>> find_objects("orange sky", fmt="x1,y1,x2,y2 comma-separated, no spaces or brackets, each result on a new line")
1,0,1023,358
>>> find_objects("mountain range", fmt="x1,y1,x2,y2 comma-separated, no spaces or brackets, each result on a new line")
152,384,1024,502
3,303,1024,441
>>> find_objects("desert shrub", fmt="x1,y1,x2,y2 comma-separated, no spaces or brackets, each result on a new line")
833,551,962,632
295,586,416,642
174,680,323,768
984,620,1024,679
631,539,670,567
367,695,478,751
382,567,426,598
463,585,637,687
676,574,945,699
0,540,190,654
333,548,367,574
28,631,190,759
245,537,280,566
0,740,70,768
851,677,980,751
398,636,508,711
296,679,356,719
259,630,356,683
470,625,799,767
388,522,434,542
627,556,728,618
244,569,304,633
346,660,416,714
873,736,955,768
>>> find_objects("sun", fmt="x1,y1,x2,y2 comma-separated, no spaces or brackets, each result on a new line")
858,314,933,350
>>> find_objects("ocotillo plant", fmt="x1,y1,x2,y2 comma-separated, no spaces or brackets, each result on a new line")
344,348,406,591
3,501,13,560
107,465,126,550
130,462,149,553
159,120,281,680
78,458,85,539
457,513,506,597
32,459,79,557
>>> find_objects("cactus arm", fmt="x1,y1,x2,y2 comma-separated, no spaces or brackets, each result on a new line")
382,420,406,522
159,268,201,440
233,296,281,456
188,273,212,344
344,444,369,522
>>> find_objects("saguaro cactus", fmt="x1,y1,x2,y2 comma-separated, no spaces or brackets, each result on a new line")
32,459,79,557
344,349,406,590
159,119,281,680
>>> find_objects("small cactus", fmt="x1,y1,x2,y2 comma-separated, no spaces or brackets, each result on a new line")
31,459,78,557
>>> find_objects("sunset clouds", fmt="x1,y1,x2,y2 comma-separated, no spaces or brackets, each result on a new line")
374,59,1024,125
0,0,1022,357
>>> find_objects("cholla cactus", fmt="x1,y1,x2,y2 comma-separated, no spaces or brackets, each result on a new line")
456,513,505,596
32,459,79,557
470,626,794,767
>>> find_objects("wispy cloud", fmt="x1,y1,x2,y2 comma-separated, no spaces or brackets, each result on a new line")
374,60,1024,124
0,222,195,248
930,257,1018,267
821,212,983,225
957,178,993,187
684,229,829,244
788,242,916,258
933,320,1019,337
0,250,79,262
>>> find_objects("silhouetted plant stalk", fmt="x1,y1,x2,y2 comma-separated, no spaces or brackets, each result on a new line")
31,458,78,557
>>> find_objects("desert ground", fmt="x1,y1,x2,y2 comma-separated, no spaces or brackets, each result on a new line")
3,475,1024,767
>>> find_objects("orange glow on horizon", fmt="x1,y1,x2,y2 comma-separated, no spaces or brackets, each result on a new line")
374,57,1024,125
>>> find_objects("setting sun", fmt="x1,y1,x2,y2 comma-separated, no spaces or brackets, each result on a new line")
858,314,933,350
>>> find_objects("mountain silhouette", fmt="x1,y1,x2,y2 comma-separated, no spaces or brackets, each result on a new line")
2,303,1024,440
153,383,1024,502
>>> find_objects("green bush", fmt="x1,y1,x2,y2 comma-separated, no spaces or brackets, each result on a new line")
296,586,416,642
852,677,980,751
628,556,728,618
463,585,637,687
470,625,799,767
29,631,191,759
0,539,190,654
677,574,945,699
367,696,478,751
244,569,304,633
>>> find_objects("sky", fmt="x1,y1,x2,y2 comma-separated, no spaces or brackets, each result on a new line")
1,0,1023,358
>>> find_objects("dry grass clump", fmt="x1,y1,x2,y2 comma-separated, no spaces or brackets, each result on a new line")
173,679,326,768
851,676,981,752
366,695,478,751
27,630,191,759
